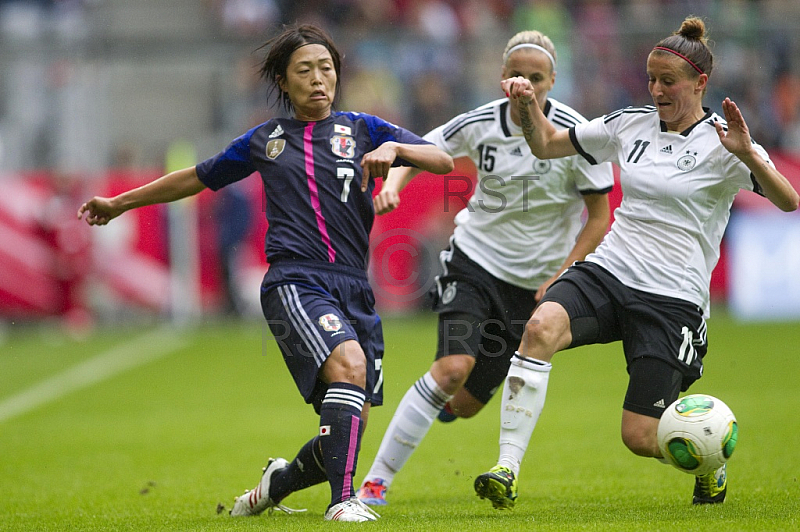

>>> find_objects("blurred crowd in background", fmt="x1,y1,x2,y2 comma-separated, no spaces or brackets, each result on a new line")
1,0,799,327
0,0,799,172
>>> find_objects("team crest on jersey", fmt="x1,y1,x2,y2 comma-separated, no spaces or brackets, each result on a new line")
330,135,356,159
677,150,697,172
266,139,285,159
441,282,457,305
533,159,552,174
319,313,342,332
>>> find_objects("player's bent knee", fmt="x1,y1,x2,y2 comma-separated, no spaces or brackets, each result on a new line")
448,387,485,418
520,303,571,357
431,355,475,393
451,401,483,418
521,318,550,351
621,422,660,457
322,340,368,386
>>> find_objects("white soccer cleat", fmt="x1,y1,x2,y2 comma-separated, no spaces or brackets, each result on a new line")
230,458,305,517
324,497,380,522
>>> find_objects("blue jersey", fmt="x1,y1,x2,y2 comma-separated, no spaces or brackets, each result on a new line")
197,112,430,270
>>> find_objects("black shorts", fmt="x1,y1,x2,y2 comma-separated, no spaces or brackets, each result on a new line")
540,261,708,418
432,243,538,404
261,260,384,413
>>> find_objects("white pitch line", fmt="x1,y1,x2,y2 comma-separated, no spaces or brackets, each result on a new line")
0,327,187,424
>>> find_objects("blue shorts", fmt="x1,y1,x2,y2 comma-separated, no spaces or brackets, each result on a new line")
261,259,384,413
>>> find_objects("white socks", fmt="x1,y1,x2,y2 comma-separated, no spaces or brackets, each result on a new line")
363,372,452,487
497,353,552,476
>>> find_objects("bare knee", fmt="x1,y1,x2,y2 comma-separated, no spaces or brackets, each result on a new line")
430,355,475,395
621,410,661,457
322,340,367,387
518,302,571,361
522,318,548,348
448,387,485,418
621,427,658,456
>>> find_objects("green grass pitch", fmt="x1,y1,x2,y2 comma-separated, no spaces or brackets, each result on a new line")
1,311,798,531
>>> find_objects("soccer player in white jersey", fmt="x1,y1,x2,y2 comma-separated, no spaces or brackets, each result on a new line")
356,31,614,506
474,16,799,509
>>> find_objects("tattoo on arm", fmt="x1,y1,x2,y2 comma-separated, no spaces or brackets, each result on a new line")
519,102,536,141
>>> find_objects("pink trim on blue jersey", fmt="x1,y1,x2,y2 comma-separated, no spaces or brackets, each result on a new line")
195,113,431,269
304,122,336,263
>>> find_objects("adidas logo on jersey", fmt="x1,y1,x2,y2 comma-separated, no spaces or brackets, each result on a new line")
510,146,523,156
660,145,673,154
653,398,666,408
269,124,284,138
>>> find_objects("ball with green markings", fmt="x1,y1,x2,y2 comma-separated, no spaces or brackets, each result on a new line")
657,394,738,476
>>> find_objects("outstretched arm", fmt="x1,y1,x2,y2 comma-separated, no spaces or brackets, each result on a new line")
77,166,207,225
716,97,799,212
360,143,453,191
501,76,577,160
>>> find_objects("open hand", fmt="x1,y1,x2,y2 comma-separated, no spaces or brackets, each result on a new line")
715,98,754,158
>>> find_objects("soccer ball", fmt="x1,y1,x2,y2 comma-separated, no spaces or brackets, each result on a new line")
657,394,738,476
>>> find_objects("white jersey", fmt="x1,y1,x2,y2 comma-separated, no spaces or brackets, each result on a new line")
571,106,771,315
425,98,614,290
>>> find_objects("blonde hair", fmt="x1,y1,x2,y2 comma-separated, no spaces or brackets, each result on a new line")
503,30,557,70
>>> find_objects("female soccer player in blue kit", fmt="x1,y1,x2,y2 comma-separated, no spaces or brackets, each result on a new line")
78,24,453,522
